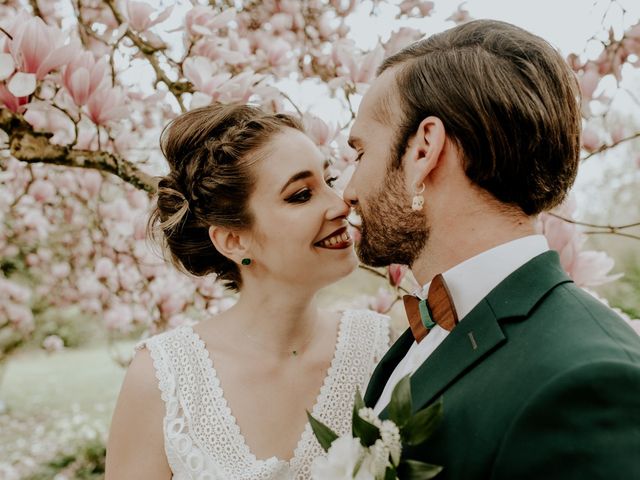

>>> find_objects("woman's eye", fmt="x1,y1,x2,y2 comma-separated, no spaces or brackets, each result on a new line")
325,176,339,188
286,189,312,203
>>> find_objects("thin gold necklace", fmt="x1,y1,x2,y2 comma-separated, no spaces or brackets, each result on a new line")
241,318,319,357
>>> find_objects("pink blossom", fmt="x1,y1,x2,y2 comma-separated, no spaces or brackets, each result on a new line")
127,189,149,210
303,113,338,147
42,334,64,352
335,43,384,85
0,83,28,113
581,126,601,152
7,71,36,97
218,71,260,103
0,52,15,80
263,37,292,68
125,1,173,33
385,28,423,57
83,171,103,198
569,250,622,287
104,303,134,332
579,65,600,100
538,197,621,288
185,6,235,37
270,13,294,33
95,257,115,280
62,52,108,106
388,264,408,286
28,179,56,203
368,287,396,314
86,86,129,126
183,56,231,96
7,303,35,333
51,262,71,279
447,5,472,24
611,126,625,144
399,0,435,17
9,16,77,80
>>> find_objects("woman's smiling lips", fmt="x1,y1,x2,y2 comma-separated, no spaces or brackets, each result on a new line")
314,226,353,249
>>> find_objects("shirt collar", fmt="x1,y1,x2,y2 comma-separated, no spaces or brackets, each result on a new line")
417,235,549,321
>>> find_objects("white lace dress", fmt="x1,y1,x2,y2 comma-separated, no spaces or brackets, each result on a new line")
137,309,390,480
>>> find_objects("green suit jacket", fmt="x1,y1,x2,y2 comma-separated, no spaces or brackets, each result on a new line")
365,251,640,479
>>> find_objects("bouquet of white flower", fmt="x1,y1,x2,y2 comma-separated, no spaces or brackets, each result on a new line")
308,375,443,480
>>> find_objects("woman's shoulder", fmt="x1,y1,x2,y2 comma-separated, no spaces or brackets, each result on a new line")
134,322,195,353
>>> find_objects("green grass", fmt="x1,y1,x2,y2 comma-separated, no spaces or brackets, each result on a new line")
1,342,132,416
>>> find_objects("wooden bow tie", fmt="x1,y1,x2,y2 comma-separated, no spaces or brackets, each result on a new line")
403,274,459,343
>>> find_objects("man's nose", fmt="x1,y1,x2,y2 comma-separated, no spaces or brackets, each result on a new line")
342,177,358,207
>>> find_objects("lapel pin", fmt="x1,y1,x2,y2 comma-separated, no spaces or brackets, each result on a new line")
468,331,478,350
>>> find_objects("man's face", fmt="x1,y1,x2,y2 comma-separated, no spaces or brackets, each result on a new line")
343,70,429,268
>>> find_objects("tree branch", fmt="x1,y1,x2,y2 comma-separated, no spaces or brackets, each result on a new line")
1,109,158,194
583,132,640,160
549,212,640,231
103,0,189,112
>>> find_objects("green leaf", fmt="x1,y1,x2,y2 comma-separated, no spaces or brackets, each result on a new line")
352,402,380,447
401,398,443,447
354,387,365,412
306,411,338,452
397,459,443,479
384,465,398,480
388,374,412,427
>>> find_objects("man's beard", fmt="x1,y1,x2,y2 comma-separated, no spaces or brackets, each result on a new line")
356,166,429,268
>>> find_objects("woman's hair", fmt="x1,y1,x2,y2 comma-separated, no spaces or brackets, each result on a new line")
148,103,303,291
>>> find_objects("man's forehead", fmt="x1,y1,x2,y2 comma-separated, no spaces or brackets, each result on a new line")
351,70,399,142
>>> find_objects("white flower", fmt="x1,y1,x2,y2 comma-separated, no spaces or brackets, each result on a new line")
358,407,383,428
311,435,367,480
367,439,391,478
380,420,402,466
42,335,64,353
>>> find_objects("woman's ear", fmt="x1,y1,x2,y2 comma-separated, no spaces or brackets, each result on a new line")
208,226,250,265
408,116,447,188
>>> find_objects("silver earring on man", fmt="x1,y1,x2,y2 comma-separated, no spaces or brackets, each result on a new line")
411,183,425,211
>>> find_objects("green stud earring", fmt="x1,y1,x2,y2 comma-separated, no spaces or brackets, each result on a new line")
241,258,252,266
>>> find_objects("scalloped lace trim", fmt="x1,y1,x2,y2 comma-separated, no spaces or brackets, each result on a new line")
141,309,390,480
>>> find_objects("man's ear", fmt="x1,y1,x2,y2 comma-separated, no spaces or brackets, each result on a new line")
208,226,250,264
408,116,446,188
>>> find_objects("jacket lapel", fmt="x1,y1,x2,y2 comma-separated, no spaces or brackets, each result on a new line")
364,328,414,407
378,251,573,417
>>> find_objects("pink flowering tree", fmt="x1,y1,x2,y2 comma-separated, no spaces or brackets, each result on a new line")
1,0,639,362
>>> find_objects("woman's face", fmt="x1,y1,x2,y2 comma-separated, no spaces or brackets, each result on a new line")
246,128,357,289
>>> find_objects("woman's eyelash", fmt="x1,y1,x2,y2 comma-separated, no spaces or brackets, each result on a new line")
285,177,339,203
286,189,311,203
354,152,363,162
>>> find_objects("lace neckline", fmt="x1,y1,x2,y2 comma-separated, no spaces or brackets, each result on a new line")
182,310,352,466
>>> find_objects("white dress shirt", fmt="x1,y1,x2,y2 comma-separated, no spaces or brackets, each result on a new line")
373,235,550,415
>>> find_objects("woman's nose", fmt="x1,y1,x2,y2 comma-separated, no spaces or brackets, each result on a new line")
326,188,351,220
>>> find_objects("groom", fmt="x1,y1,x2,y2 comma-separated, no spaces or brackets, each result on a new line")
344,19,640,478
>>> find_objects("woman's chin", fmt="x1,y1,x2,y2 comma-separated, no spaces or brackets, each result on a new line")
321,250,359,284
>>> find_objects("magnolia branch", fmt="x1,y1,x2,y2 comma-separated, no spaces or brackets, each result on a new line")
1,110,158,194
104,0,190,112
549,212,640,241
583,131,640,160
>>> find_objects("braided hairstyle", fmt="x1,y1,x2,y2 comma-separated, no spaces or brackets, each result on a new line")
149,103,304,291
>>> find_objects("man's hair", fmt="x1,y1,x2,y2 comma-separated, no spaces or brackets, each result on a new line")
378,19,581,215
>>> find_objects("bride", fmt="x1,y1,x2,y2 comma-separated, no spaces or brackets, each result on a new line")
105,103,390,479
